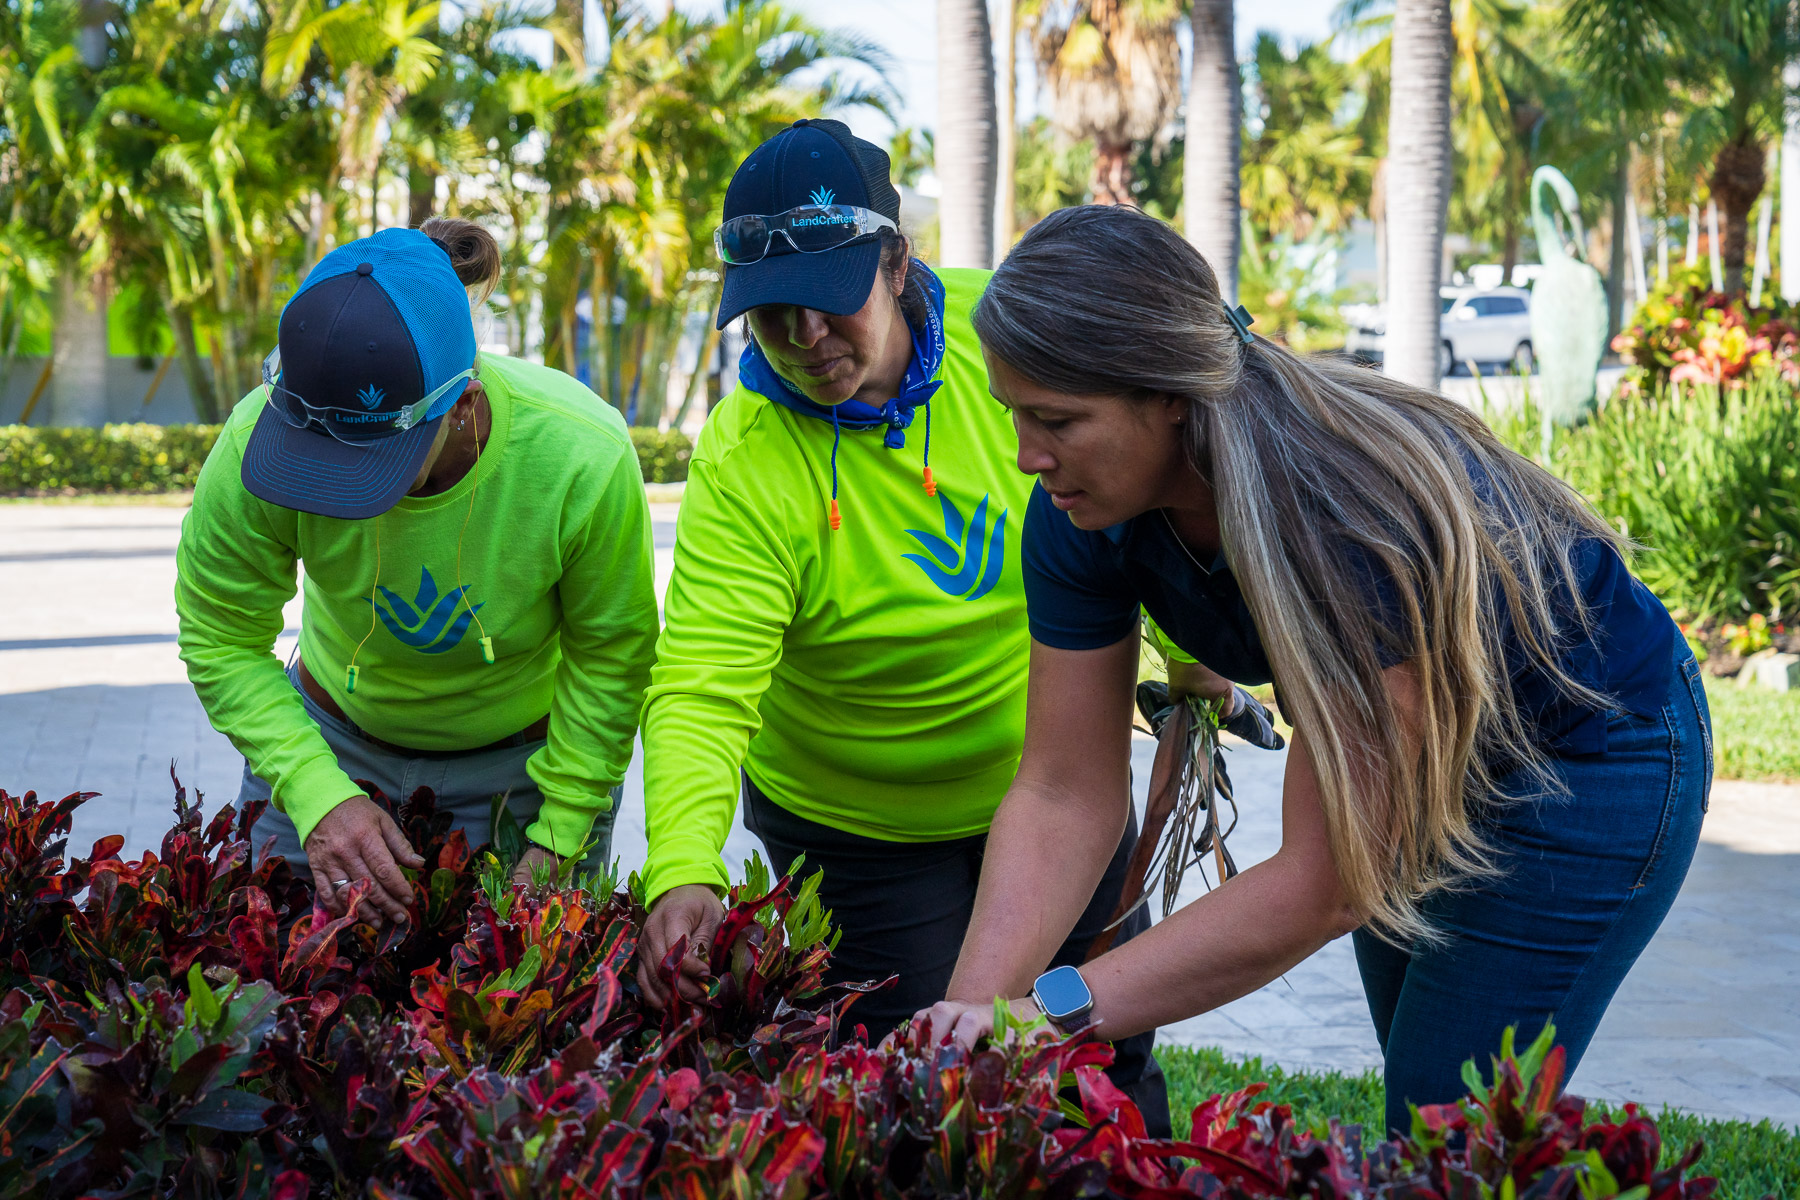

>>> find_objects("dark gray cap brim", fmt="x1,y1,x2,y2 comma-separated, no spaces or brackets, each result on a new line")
241,400,442,520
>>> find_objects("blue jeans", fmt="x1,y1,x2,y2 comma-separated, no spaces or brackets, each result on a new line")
1353,644,1711,1133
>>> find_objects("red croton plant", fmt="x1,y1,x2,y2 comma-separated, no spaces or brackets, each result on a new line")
0,775,1723,1199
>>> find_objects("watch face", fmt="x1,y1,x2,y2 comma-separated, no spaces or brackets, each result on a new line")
1033,965,1092,1020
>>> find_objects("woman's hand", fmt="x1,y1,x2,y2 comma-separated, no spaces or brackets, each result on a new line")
1167,659,1239,712
512,844,560,887
911,996,1046,1051
303,794,425,927
637,884,725,1009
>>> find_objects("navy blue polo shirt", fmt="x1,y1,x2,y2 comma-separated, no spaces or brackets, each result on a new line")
1022,483,1679,757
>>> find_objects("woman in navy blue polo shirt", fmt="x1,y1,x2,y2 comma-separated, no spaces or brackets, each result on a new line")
915,206,1710,1132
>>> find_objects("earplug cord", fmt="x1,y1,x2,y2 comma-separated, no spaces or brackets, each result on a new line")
456,394,493,663
346,518,380,694
345,383,493,695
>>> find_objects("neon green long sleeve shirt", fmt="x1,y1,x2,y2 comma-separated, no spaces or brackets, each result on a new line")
640,267,1038,903
176,353,660,854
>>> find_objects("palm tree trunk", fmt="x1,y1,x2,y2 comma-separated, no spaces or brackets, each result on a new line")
165,303,218,422
1784,56,1800,302
409,166,437,227
1712,139,1766,295
1372,158,1388,302
50,267,109,427
1091,142,1134,206
937,0,997,268
1383,0,1453,388
1606,154,1627,338
1655,133,1669,285
1183,0,1240,304
995,0,1018,261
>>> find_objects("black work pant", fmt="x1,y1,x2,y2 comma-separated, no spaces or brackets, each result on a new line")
742,775,1172,1139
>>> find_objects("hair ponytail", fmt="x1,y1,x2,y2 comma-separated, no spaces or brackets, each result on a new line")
419,216,502,304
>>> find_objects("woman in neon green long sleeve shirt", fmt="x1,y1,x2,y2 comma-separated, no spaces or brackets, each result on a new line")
176,218,659,927
633,119,1170,1133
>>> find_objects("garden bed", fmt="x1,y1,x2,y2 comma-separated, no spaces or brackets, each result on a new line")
0,775,1736,1198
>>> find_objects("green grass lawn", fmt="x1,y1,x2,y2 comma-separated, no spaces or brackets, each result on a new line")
1229,676,1799,787
1157,1045,1800,1199
1703,676,1800,784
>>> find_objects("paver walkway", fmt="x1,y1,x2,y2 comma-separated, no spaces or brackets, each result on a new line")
2,501,1796,1128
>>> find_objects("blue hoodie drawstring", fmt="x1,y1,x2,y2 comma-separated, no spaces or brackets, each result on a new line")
736,264,948,532
828,404,843,530
922,403,935,497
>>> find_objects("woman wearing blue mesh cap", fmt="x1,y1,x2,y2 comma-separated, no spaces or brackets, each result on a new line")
176,218,660,928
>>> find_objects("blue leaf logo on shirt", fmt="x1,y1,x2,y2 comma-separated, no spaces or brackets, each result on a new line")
369,566,483,654
903,491,1008,601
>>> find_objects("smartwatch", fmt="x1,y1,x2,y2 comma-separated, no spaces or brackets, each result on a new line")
1029,964,1095,1034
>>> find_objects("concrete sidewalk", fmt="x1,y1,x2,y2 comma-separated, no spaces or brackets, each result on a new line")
2,501,1796,1129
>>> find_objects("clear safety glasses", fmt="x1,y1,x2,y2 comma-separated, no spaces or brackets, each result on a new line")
713,203,897,266
262,347,474,445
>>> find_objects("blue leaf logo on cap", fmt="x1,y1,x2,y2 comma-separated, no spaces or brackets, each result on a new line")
808,186,835,207
357,383,385,411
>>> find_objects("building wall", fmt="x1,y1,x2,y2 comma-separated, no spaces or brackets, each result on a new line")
0,357,210,426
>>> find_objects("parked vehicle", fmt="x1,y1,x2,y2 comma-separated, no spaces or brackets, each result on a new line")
1344,287,1535,376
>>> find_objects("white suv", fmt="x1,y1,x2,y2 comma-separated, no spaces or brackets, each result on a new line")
1439,287,1533,376
1344,287,1535,377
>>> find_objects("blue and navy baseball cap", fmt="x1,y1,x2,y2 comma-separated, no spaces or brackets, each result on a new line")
716,118,903,330
243,228,477,520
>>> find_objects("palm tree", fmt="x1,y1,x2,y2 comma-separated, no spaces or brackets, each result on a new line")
1563,0,1800,296
263,0,445,258
1383,0,1453,388
1240,35,1376,243
937,0,998,268
1023,0,1182,206
1184,0,1239,302
1013,115,1097,228
0,0,111,425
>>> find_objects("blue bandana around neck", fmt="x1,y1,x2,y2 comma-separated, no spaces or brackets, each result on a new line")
736,261,948,450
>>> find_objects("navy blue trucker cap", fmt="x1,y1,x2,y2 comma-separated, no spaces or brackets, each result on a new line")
242,228,476,520
716,118,903,329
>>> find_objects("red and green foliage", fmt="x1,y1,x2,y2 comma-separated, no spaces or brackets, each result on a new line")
0,779,1725,1199
1613,268,1800,395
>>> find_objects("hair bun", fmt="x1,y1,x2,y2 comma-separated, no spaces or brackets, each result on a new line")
418,216,501,303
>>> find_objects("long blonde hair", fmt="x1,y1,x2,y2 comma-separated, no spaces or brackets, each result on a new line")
975,205,1624,943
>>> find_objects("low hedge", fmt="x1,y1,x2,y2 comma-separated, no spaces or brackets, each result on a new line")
0,424,221,493
0,423,693,492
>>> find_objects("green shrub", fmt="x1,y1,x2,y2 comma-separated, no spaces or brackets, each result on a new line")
629,426,692,483
0,423,221,493
0,423,693,492
1487,372,1800,622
